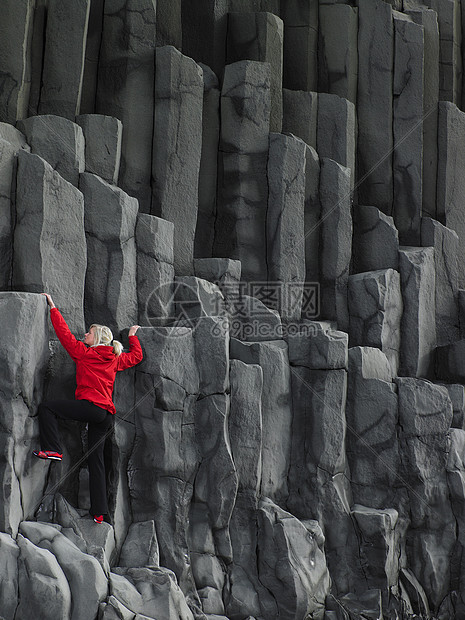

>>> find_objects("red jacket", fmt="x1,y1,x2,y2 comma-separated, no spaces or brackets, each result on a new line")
50,307,143,414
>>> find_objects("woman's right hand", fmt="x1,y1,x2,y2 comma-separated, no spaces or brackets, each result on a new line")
41,293,56,309
128,325,141,337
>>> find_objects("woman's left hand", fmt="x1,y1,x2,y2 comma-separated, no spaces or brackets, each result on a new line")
128,325,141,336
41,293,56,308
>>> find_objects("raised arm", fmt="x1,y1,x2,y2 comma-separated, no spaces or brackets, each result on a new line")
42,293,86,361
117,325,143,370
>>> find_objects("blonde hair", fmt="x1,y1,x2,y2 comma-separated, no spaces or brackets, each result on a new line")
90,323,123,356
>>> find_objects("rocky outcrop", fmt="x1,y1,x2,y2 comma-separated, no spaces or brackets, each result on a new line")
3,0,465,618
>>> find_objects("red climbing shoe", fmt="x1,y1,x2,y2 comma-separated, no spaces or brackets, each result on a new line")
33,450,63,461
93,515,104,524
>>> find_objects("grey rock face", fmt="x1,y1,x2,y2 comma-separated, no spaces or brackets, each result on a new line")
281,0,318,91
352,505,400,592
429,0,462,104
76,114,122,185
195,64,220,259
152,46,204,276
282,89,318,149
97,0,157,212
17,115,85,186
348,269,403,377
353,206,399,273
437,102,465,288
136,213,175,327
19,521,108,620
0,128,29,290
13,151,87,333
346,347,399,509
303,144,320,302
319,158,352,332
393,13,424,245
421,216,459,345
111,566,195,619
0,532,19,619
181,0,228,79
396,378,455,611
317,93,356,188
287,321,348,370
0,293,48,537
79,0,104,115
230,339,291,504
80,172,138,334
227,12,284,132
156,0,182,48
357,0,394,214
0,0,34,124
398,246,436,378
266,133,306,321
118,520,160,568
407,8,439,220
17,534,72,619
214,60,271,281
258,498,330,620
319,3,358,104
39,0,90,119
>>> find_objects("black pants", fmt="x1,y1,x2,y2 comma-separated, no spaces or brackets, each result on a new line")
37,399,113,515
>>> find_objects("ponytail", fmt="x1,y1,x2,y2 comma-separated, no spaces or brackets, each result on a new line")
90,323,123,356
112,339,123,356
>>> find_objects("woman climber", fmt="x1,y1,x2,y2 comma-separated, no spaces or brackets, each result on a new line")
34,293,143,524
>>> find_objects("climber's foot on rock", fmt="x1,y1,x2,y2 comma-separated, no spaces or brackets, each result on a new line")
33,450,63,461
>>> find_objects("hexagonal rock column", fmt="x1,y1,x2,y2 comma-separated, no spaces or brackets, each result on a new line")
406,8,439,220
80,0,104,114
353,206,399,273
152,46,203,276
257,499,330,620
346,347,399,509
0,126,29,290
136,213,175,327
227,12,283,132
12,151,86,333
319,158,352,332
181,0,229,79
156,0,182,47
319,3,358,104
317,93,356,188
0,293,49,537
38,0,90,119
17,115,85,186
437,102,465,288
97,0,157,213
213,60,271,282
0,0,34,124
281,0,318,91
282,89,318,149
396,378,455,613
194,64,220,259
357,0,394,214
301,147,320,321
421,216,459,345
398,246,436,378
266,133,306,321
230,339,291,505
76,114,122,185
393,12,424,245
129,327,200,601
348,269,403,377
80,173,138,334
430,0,462,104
